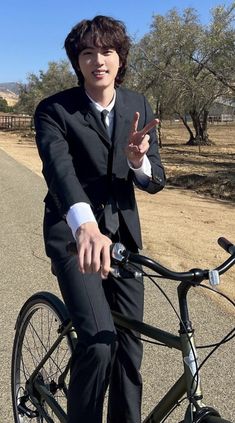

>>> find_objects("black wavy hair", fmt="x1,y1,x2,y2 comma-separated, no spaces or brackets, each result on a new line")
64,15,131,86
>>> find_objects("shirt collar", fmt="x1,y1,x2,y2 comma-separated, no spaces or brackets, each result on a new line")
86,90,116,114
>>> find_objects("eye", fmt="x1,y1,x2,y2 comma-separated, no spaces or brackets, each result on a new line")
103,49,114,55
81,49,93,56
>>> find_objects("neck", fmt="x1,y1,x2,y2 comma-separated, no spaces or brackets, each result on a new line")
84,84,115,107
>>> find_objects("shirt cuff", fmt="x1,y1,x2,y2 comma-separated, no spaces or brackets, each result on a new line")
66,203,97,239
128,154,151,185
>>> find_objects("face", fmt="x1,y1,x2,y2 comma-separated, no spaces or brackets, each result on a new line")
78,38,120,96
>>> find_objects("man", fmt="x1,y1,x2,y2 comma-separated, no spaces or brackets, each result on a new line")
34,15,165,423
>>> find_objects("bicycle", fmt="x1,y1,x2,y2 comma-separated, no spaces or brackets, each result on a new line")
11,237,235,422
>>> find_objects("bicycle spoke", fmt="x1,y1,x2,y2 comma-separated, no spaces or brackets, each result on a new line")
12,294,73,423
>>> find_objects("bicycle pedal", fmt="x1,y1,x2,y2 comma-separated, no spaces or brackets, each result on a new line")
17,403,39,418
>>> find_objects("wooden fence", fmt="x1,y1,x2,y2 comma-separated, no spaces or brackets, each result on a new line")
0,115,33,130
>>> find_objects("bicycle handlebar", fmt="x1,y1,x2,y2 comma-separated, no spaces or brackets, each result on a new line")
66,237,235,285
218,236,235,255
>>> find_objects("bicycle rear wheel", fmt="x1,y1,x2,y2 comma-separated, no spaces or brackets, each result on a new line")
11,291,75,423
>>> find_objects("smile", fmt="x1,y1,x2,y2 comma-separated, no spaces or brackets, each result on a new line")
93,70,108,77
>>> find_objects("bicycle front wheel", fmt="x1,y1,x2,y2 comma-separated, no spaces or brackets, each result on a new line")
11,291,75,423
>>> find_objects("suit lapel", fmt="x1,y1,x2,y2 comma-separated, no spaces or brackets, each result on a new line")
112,88,132,147
81,92,111,148
87,108,111,145
80,88,132,149
111,88,135,175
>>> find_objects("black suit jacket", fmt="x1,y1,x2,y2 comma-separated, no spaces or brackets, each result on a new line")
34,86,165,258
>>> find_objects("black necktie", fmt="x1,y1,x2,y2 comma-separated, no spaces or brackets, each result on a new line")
101,110,119,234
101,109,109,130
104,197,119,235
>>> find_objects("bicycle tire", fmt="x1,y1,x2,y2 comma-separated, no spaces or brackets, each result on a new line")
11,291,74,423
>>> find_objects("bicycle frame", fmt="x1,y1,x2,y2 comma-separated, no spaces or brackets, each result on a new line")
13,238,234,422
25,279,216,423
112,279,207,423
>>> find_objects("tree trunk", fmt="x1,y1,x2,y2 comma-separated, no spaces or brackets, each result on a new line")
157,120,162,148
187,110,213,145
201,109,210,142
155,100,163,148
179,114,194,142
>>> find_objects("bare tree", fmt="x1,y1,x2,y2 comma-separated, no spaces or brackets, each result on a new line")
127,4,235,145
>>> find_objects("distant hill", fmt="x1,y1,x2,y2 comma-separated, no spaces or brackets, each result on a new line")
0,82,19,106
0,82,20,95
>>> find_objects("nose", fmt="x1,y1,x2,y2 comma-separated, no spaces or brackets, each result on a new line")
94,52,104,66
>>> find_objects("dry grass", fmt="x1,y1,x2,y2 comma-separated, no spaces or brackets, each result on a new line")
1,121,235,202
1,120,235,201
160,121,235,202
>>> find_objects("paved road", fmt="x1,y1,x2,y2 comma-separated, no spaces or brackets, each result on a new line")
0,149,234,422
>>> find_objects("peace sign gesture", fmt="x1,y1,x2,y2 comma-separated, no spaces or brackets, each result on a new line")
126,112,159,168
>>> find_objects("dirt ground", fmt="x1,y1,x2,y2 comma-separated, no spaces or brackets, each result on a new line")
0,127,234,306
160,122,235,202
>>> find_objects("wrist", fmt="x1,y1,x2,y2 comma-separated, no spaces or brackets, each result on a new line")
129,157,144,169
76,221,98,237
66,202,96,239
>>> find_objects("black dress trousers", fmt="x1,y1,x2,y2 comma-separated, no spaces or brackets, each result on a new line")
52,229,144,423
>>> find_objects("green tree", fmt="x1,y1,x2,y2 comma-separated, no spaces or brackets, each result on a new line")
16,60,77,115
127,3,235,145
0,96,9,112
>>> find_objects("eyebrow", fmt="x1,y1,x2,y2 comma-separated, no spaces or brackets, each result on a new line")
82,45,113,50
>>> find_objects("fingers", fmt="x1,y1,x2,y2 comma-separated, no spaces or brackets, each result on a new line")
128,134,150,154
138,134,150,153
100,245,111,279
81,245,99,274
130,112,140,135
140,118,159,137
77,240,111,277
128,140,149,159
129,114,159,148
75,222,112,278
130,114,159,138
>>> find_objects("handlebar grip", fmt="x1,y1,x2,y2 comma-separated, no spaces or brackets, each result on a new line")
66,242,128,262
218,237,235,255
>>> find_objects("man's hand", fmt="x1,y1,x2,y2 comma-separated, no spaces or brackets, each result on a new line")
75,222,112,279
126,112,159,168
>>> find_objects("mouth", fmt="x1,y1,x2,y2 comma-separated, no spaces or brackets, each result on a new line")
92,70,108,78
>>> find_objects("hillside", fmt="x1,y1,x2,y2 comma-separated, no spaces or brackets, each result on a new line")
0,82,20,94
0,82,19,106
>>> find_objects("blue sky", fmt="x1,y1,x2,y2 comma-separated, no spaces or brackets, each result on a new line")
0,0,233,83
